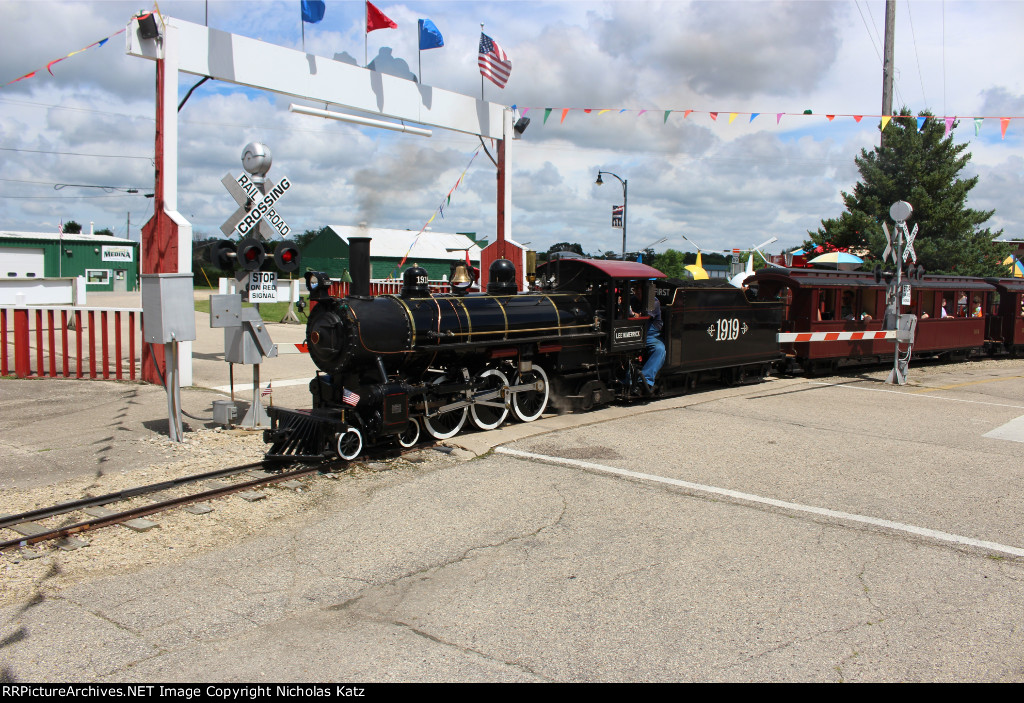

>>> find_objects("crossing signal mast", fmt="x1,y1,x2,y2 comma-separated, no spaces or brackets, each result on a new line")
207,142,303,429
881,200,920,385
210,142,301,289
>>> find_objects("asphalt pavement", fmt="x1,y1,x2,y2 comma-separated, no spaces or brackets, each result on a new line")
2,290,1024,681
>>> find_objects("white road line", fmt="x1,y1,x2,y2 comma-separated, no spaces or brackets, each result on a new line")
495,447,1024,559
210,378,311,393
807,381,1024,409
984,415,1024,443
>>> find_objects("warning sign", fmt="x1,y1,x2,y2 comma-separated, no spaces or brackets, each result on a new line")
247,271,278,302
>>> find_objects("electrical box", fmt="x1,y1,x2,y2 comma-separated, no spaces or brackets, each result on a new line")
224,307,278,364
209,294,243,329
896,314,917,344
141,273,197,343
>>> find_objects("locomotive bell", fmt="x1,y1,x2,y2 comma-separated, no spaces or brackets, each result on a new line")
487,259,518,296
402,264,430,297
450,262,473,295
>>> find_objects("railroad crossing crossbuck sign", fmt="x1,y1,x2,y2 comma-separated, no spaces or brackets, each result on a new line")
220,173,292,239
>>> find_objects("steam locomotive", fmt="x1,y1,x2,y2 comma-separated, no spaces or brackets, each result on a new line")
263,238,783,461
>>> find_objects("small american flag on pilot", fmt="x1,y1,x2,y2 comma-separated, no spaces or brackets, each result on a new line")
342,388,360,406
261,382,272,397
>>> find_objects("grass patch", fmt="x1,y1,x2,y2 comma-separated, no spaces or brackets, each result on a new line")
193,297,303,324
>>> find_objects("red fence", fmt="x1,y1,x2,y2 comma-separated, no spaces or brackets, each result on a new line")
327,280,453,297
1,306,142,380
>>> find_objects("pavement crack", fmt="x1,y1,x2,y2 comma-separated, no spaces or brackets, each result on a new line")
388,617,552,680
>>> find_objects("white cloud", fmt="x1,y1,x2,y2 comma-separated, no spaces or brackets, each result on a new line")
1,0,1023,257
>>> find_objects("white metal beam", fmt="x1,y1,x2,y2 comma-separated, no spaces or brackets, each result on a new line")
126,16,508,139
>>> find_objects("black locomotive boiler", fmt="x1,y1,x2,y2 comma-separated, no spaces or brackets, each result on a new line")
264,238,783,461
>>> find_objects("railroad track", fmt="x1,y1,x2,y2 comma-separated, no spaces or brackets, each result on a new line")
0,459,340,552
0,436,448,553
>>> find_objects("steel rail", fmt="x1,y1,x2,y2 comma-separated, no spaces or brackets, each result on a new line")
0,464,332,552
0,459,287,531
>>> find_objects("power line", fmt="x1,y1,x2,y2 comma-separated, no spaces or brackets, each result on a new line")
0,146,153,161
0,193,145,200
905,0,929,107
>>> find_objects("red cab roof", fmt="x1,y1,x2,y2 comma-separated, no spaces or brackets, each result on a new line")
538,258,666,279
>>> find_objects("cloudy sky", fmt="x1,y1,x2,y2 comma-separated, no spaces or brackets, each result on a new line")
1,0,1023,260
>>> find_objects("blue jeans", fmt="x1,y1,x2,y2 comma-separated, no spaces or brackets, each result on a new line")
642,327,666,388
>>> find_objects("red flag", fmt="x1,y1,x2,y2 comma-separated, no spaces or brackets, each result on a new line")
367,2,397,32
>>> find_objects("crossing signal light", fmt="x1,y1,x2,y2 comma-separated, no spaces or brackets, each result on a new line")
274,243,301,272
237,237,266,271
209,239,238,271
209,238,299,273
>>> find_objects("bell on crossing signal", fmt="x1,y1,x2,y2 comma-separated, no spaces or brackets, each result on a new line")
209,240,238,271
237,237,266,271
273,243,301,272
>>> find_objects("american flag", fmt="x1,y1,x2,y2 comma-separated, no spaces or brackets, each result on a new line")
342,388,360,406
478,33,511,89
261,382,272,397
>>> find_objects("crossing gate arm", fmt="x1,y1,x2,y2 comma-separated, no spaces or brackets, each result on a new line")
777,330,898,343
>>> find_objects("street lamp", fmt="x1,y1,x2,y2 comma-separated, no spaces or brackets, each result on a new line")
596,170,627,259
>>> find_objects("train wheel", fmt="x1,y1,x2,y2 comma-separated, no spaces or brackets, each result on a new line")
512,365,549,422
335,427,363,461
396,418,420,448
422,374,468,440
470,368,510,431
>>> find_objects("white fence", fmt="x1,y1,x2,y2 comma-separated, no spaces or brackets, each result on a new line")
0,277,87,306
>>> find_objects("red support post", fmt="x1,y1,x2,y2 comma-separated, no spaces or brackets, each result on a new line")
75,310,83,378
1,309,8,376
115,311,123,380
47,310,56,377
88,310,96,379
35,309,43,378
14,309,29,378
101,311,110,379
61,310,70,376
129,311,136,380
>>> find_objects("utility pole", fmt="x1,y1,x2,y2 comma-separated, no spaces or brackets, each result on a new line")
880,0,896,148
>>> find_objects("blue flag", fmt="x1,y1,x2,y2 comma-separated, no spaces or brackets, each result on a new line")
301,1,326,24
418,19,444,50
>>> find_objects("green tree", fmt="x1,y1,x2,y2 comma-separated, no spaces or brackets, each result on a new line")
538,242,585,263
63,220,82,234
650,249,687,278
288,226,330,250
811,109,1007,276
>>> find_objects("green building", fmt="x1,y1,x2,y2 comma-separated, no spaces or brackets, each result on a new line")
301,226,483,281
0,230,141,292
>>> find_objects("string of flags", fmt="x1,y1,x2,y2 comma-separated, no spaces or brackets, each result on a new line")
393,146,483,276
514,106,1018,139
1,27,126,89
7,6,1014,141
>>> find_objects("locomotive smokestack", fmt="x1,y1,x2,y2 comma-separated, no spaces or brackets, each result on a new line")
349,237,372,297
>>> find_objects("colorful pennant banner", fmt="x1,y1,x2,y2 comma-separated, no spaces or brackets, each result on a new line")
2,27,126,89
392,146,482,276
519,107,1019,140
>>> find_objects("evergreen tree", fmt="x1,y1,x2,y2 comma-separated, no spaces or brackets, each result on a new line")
810,109,1006,276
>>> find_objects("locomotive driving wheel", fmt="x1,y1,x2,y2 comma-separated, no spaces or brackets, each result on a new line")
422,373,469,440
396,418,421,448
334,427,363,461
469,368,510,431
511,364,549,422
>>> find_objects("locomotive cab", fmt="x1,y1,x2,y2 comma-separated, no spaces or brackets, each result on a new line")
537,258,666,354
